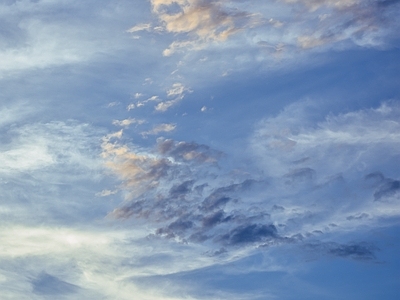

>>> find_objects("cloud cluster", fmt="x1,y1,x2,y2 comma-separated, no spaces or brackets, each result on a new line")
102,100,400,260
127,0,261,55
155,83,192,112
127,0,400,68
126,83,191,112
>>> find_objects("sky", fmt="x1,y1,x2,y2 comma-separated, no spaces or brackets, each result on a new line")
0,0,400,299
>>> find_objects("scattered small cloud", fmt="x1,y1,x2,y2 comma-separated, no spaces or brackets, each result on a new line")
107,102,120,108
112,118,146,127
155,83,191,112
127,103,136,111
127,23,152,33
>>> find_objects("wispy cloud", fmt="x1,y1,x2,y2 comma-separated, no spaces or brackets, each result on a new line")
141,123,177,136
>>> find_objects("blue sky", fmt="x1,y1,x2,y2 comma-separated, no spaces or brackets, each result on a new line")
1,0,400,299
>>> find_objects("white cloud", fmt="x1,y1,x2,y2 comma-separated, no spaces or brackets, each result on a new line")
154,83,191,112
127,23,152,33
0,0,139,75
0,121,102,176
251,100,400,178
112,118,146,127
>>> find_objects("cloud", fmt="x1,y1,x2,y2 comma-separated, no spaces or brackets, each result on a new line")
373,178,400,201
148,0,262,55
127,23,152,33
157,138,223,163
0,1,137,75
155,83,191,112
284,167,316,184
0,119,102,176
127,103,136,111
101,131,171,198
0,101,35,127
125,0,400,71
289,0,400,49
169,180,195,198
142,123,177,136
0,224,209,300
305,241,378,260
112,118,146,127
251,100,400,178
100,100,400,270
96,189,118,197
218,223,278,246
283,0,360,11
102,134,224,216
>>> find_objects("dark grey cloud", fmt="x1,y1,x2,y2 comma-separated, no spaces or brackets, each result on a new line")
202,210,229,228
200,195,231,212
305,242,378,260
156,218,194,238
169,180,195,198
346,213,369,221
157,138,223,163
365,172,385,185
217,224,278,246
365,172,400,200
328,243,377,260
200,179,257,212
374,179,400,201
376,0,400,8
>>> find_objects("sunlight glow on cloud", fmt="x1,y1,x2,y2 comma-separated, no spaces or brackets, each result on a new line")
1,1,399,299
133,0,263,55
127,0,400,61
